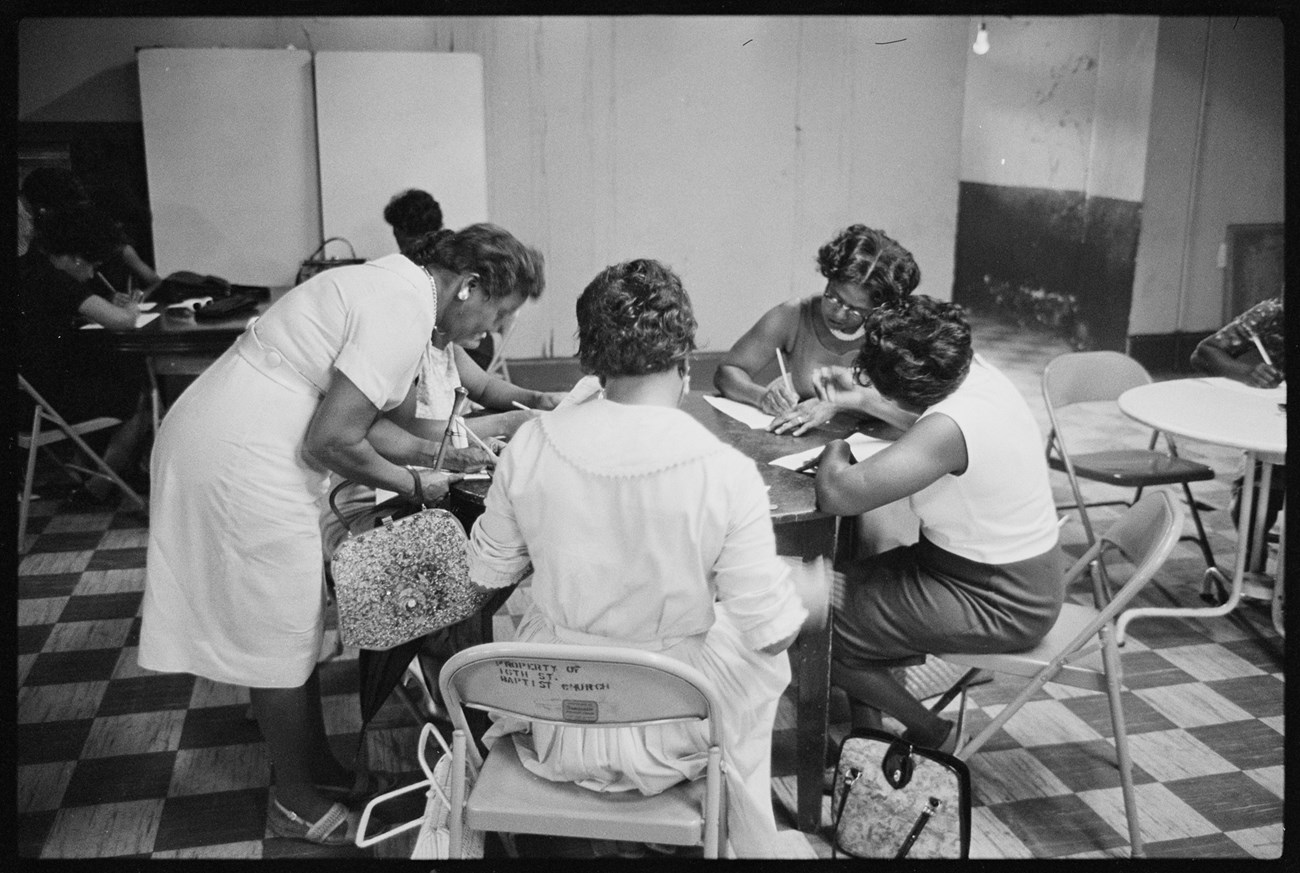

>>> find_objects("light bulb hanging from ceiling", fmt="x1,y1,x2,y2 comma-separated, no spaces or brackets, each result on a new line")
973,21,990,56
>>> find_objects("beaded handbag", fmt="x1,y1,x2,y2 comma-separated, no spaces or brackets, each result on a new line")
828,727,971,859
329,482,491,651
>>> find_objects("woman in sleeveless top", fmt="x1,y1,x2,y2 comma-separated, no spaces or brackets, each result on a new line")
714,224,921,435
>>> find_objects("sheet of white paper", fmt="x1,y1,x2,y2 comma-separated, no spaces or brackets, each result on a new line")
769,432,893,471
80,312,161,329
702,394,775,429
138,301,157,311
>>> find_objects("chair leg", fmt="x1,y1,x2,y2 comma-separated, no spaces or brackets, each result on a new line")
1181,482,1216,569
18,408,44,555
448,729,467,857
1100,631,1143,857
42,411,146,511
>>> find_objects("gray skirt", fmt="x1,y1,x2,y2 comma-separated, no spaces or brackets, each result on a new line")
833,536,1066,669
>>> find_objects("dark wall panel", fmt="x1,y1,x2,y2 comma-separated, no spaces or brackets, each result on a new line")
953,181,1142,352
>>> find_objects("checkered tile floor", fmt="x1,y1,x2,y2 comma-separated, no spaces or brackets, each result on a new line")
15,316,1287,859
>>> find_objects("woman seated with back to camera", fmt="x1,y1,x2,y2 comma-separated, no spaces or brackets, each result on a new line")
465,259,809,857
814,295,1065,753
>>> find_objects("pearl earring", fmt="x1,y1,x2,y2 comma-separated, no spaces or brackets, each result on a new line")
456,287,470,301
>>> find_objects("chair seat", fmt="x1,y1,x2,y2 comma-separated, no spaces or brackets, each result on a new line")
938,603,1110,693
19,416,122,449
1051,450,1216,488
466,735,708,845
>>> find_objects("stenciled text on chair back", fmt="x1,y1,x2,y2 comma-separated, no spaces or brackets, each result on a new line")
437,642,729,858
440,642,720,738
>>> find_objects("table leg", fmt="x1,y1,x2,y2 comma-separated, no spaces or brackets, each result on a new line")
1272,498,1285,637
775,516,841,834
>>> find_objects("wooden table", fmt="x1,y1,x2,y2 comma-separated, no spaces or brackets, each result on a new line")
1118,377,1287,636
79,287,285,431
454,391,901,832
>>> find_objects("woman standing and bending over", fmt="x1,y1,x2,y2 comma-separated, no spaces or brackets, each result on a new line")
815,295,1065,751
139,224,544,845
714,224,920,435
466,259,808,856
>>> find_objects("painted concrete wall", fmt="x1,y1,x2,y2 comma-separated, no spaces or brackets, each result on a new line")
955,16,1158,351
18,16,967,359
1130,16,1285,337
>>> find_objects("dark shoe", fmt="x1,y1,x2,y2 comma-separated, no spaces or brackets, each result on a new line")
317,770,404,804
64,486,114,509
903,720,958,755
267,798,363,846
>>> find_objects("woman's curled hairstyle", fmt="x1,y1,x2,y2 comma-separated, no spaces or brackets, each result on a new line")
383,189,443,240
407,223,545,302
576,259,697,378
855,295,972,410
817,224,921,310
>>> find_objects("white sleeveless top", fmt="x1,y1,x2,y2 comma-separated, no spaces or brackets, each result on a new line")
909,355,1060,564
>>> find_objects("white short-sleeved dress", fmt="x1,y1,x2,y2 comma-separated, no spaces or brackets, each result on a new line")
467,396,809,856
139,255,436,688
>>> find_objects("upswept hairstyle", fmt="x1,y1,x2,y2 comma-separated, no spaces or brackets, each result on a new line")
408,223,545,302
854,295,973,410
576,258,697,378
817,224,921,309
383,189,443,240
33,203,126,263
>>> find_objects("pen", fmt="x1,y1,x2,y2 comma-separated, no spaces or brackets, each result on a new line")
795,456,820,472
511,400,531,411
457,417,500,462
775,347,795,396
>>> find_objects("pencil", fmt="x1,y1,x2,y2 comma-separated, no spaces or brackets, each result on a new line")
434,387,469,469
457,417,500,462
511,400,531,411
1243,324,1274,368
775,347,794,395
795,456,820,473
96,272,119,297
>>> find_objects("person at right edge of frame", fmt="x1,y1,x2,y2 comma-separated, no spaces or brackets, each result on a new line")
1190,293,1285,567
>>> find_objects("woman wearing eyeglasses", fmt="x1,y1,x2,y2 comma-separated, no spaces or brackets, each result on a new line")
713,224,920,436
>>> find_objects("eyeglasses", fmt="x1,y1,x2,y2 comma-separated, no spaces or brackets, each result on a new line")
822,287,872,323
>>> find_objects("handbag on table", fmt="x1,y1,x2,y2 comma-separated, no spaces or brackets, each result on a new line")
328,480,492,651
828,727,972,859
296,237,366,285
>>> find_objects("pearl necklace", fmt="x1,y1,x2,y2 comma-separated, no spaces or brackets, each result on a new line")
424,268,441,335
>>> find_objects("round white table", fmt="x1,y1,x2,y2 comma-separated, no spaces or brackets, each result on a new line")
1118,377,1286,635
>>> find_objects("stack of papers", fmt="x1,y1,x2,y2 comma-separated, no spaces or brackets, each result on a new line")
80,312,161,329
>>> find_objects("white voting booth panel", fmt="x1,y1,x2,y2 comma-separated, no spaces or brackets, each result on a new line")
139,49,487,286
314,51,488,258
138,48,321,286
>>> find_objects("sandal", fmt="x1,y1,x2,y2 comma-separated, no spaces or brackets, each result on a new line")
267,799,362,846
317,770,403,803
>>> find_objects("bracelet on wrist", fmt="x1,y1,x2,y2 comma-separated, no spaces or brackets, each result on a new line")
405,464,424,502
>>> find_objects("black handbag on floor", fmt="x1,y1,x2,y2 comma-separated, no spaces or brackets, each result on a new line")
828,727,971,859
